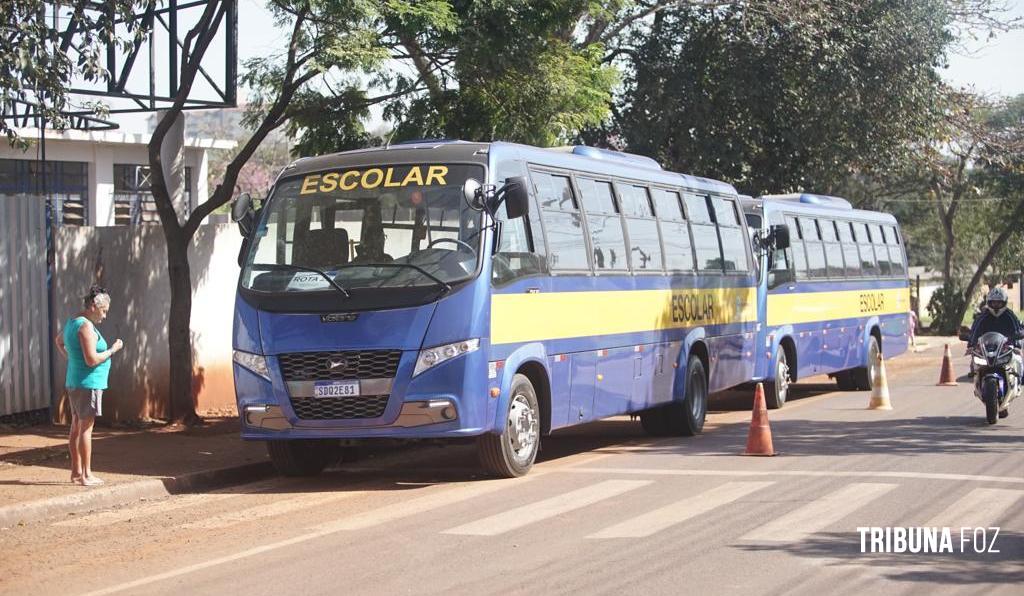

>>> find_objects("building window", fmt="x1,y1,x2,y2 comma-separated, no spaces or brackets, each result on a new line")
0,158,89,225
113,164,193,225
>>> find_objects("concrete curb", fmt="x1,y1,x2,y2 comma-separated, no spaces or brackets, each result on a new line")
0,461,274,528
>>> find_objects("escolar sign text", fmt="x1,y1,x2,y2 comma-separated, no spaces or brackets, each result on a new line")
300,166,449,195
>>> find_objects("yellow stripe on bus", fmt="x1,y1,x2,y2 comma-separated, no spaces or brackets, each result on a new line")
766,287,909,327
491,287,757,346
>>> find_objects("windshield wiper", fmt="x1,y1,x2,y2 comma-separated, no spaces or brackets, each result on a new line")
251,263,351,298
336,262,452,294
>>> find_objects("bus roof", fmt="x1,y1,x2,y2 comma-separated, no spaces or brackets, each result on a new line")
280,140,737,196
743,193,898,225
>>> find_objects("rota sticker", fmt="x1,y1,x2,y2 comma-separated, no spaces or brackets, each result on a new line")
300,166,449,195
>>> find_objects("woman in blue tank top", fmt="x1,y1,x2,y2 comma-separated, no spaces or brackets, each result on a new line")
55,286,124,486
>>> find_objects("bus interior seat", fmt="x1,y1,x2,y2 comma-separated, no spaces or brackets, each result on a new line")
296,228,350,268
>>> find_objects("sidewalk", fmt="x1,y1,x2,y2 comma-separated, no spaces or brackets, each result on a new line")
0,417,270,528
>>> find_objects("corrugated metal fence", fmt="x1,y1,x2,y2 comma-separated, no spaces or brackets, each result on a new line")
0,195,52,416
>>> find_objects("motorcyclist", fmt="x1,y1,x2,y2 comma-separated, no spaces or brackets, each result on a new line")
967,287,1024,385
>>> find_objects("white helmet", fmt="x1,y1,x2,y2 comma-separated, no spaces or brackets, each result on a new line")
986,286,1009,316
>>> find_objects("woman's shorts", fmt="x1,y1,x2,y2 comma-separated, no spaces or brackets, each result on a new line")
68,388,103,418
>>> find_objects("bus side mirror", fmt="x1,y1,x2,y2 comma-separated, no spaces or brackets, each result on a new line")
770,224,790,250
497,176,529,220
232,192,255,237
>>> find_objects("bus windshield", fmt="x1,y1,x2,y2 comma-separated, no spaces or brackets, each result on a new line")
241,163,485,294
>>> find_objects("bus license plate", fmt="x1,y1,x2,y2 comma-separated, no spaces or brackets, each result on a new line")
313,381,360,398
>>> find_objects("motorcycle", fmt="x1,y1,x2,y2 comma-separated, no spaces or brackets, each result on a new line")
967,331,1021,424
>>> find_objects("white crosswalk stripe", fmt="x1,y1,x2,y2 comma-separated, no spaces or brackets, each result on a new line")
742,483,898,543
441,479,651,536
924,488,1023,529
587,481,775,539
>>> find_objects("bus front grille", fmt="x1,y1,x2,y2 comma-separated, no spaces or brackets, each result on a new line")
278,350,402,381
290,395,390,420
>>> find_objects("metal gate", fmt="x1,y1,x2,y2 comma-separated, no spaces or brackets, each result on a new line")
0,194,51,416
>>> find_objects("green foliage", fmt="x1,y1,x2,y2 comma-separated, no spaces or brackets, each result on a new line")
609,1,951,195
927,284,968,334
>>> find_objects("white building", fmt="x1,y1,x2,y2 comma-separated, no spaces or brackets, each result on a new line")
0,126,235,226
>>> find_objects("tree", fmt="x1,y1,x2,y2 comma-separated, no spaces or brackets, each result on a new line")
604,0,952,195
147,0,417,423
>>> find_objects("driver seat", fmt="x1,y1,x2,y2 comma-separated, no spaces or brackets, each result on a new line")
296,228,349,269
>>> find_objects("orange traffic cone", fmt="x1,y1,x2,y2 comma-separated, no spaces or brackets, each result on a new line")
867,353,893,410
937,343,958,386
742,383,776,456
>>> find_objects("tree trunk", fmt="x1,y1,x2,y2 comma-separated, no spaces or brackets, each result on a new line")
165,231,199,424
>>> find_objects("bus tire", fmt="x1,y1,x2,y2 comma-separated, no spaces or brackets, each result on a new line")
851,335,881,391
666,357,708,436
266,439,337,477
765,347,790,409
478,373,540,477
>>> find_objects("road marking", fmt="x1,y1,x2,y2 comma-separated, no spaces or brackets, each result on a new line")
312,475,540,532
742,483,897,542
441,479,651,536
83,476,534,596
562,467,1024,485
588,481,775,539
183,490,369,530
53,479,284,528
925,488,1023,529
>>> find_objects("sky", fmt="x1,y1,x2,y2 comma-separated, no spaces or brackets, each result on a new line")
107,0,1024,135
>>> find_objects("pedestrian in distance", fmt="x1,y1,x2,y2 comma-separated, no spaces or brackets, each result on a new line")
54,285,124,486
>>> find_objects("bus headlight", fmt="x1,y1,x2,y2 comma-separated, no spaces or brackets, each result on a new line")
233,350,271,381
414,339,480,377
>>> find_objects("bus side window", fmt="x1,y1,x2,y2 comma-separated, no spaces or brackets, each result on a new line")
534,171,590,272
767,212,794,289
711,197,749,273
853,221,877,275
685,193,721,272
618,184,663,272
869,223,892,276
837,221,862,277
653,188,694,272
785,215,809,280
800,217,827,278
578,177,628,271
493,163,547,285
886,225,906,275
820,218,845,278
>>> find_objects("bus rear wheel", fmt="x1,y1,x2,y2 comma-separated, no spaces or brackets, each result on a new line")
478,373,540,477
851,335,880,391
266,439,338,477
642,357,708,436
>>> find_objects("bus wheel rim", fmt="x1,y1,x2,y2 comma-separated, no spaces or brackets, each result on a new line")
777,357,790,401
507,394,537,462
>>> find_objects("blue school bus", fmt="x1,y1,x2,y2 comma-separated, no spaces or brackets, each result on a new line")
741,194,910,408
231,141,758,477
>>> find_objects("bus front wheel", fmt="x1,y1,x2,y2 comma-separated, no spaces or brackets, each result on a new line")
478,373,540,477
765,347,790,409
266,439,338,477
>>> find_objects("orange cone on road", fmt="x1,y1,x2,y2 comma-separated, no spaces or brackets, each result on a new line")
937,343,958,386
742,383,776,456
867,353,893,410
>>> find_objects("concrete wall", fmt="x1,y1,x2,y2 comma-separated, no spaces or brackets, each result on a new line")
51,223,243,421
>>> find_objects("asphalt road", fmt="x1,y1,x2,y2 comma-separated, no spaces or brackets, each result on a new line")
2,345,1022,595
